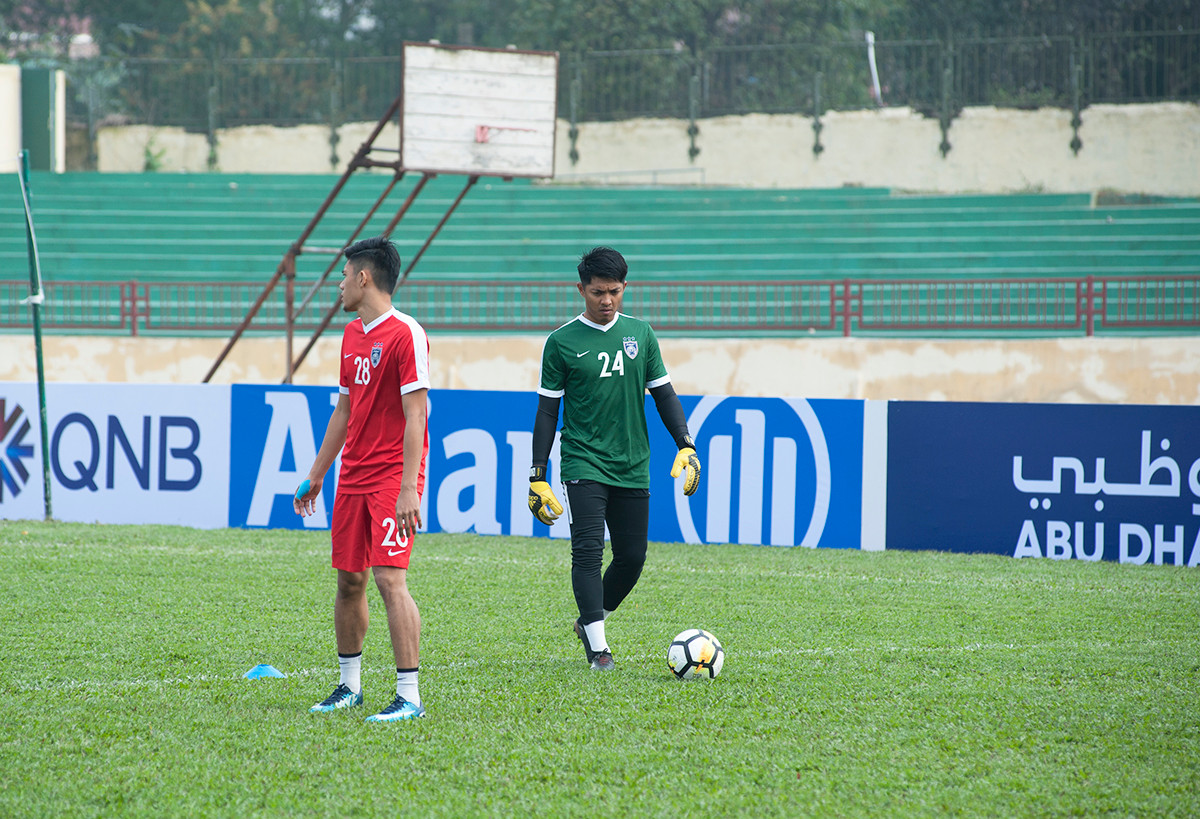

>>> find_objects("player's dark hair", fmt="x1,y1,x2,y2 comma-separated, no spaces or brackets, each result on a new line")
344,236,401,294
577,246,627,285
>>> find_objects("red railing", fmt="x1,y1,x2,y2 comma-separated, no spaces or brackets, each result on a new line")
2,275,1198,336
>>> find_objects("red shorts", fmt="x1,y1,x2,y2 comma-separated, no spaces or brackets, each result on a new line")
330,490,416,572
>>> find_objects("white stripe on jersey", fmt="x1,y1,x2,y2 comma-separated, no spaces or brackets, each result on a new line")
391,308,431,394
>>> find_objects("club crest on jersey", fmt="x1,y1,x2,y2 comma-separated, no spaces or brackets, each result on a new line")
622,336,639,359
370,342,383,367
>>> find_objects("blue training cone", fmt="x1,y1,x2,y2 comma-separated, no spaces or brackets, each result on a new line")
244,664,287,680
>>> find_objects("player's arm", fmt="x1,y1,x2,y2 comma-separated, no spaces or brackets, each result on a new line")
649,382,701,496
528,393,563,524
395,387,428,539
295,392,349,517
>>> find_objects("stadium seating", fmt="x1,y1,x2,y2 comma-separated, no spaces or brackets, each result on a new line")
2,172,1197,333
4,172,1197,281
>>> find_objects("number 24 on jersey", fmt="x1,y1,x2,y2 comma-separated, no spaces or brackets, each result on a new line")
596,350,626,378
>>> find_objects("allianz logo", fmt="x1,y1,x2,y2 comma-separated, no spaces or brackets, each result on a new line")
677,397,832,548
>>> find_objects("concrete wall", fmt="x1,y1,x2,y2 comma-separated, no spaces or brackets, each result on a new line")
94,102,1200,195
0,64,21,174
3,334,1198,405
96,121,399,174
559,104,1200,196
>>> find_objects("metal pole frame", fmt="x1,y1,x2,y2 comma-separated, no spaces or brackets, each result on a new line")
204,92,405,384
285,171,437,382
205,77,504,384
17,150,53,520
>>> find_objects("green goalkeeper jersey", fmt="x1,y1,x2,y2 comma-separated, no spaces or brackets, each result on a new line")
538,312,670,488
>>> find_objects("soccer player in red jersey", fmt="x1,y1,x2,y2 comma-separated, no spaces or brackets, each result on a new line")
294,236,431,722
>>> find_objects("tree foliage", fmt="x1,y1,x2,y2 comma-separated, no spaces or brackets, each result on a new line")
894,0,1197,38
4,0,1196,60
0,0,91,59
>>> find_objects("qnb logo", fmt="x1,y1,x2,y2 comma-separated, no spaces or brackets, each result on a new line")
0,399,35,503
676,397,831,547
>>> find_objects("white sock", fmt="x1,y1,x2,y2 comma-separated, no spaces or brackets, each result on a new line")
603,609,613,620
396,668,420,707
338,652,362,694
583,620,609,653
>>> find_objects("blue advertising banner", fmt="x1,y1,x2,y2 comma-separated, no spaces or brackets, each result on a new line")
886,401,1200,566
224,386,871,548
227,386,551,536
659,395,866,548
229,384,342,530
7,380,1195,567
3,382,869,550
425,389,546,538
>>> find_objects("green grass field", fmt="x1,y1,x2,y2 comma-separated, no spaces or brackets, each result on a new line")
1,520,1197,818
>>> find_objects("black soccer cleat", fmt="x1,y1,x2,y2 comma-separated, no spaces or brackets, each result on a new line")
590,650,615,671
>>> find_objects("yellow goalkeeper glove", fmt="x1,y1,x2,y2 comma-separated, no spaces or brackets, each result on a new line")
528,465,563,525
670,437,701,496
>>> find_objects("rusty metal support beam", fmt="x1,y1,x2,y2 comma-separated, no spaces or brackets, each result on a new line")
285,172,437,383
284,253,296,383
209,84,488,385
294,170,406,319
400,175,479,285
205,91,403,384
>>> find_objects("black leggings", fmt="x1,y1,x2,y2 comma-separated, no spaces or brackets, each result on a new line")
565,481,650,626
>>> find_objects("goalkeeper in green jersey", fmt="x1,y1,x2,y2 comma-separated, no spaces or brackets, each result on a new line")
528,246,701,671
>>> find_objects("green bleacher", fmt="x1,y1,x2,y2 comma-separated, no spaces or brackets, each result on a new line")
3,172,1198,334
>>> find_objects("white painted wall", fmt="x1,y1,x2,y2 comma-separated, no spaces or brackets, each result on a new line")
52,69,65,173
2,334,1198,405
0,64,21,174
557,103,1200,196
95,102,1200,195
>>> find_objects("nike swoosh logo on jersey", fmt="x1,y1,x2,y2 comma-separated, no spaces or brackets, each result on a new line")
344,353,354,358
387,548,407,556
576,350,590,357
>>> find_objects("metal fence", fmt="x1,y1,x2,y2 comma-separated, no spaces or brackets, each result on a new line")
74,56,403,130
61,29,1199,134
4,275,1197,337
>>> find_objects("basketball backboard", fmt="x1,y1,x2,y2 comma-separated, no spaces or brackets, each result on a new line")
401,42,558,178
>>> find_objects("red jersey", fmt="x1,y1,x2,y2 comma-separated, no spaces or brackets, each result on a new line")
337,308,430,494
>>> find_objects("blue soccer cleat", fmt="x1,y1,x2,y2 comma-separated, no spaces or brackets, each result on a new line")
364,695,426,723
310,683,363,713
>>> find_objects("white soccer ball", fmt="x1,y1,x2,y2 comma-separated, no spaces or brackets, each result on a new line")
667,628,724,680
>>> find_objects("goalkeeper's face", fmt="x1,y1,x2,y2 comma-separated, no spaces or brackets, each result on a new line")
578,277,626,325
